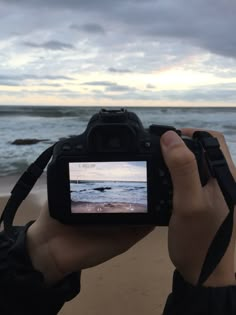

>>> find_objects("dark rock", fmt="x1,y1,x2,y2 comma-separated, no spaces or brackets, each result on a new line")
11,139,49,145
94,187,112,192
104,203,115,207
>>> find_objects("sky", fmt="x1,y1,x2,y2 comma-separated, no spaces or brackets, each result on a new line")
69,162,147,181
0,0,236,107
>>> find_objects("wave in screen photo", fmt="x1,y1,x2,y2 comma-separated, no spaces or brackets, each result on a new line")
69,161,147,213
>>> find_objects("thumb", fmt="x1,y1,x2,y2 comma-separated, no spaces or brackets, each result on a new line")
160,131,202,212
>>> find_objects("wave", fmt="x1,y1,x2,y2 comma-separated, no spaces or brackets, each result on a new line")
0,106,235,176
0,105,101,118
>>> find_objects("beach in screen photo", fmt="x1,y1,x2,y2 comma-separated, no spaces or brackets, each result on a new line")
69,161,147,213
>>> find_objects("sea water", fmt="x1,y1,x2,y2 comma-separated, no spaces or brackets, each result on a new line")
0,106,235,177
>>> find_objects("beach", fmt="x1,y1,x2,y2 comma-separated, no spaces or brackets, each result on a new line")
71,201,147,213
0,174,174,315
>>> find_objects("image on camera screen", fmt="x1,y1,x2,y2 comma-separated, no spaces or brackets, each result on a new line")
69,161,147,213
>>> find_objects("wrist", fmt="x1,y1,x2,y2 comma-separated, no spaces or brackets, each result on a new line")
178,267,236,287
26,222,66,286
176,241,236,287
203,270,236,287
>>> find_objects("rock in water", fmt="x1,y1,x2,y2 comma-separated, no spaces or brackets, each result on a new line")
94,187,112,192
11,139,49,145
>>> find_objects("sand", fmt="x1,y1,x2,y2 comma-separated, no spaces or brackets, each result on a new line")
0,174,174,315
72,201,147,213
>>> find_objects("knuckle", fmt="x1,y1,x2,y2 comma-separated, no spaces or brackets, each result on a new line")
169,147,199,178
170,146,196,169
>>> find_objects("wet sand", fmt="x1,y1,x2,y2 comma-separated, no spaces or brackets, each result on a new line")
0,174,174,315
72,201,147,213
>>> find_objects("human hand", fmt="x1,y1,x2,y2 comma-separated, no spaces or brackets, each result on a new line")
27,205,154,285
160,129,236,287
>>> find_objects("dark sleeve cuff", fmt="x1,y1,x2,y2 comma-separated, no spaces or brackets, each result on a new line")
163,270,236,315
0,222,81,315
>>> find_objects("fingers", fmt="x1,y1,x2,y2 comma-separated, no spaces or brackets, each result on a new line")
160,130,203,214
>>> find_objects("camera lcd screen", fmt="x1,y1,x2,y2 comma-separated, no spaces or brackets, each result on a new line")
69,161,147,213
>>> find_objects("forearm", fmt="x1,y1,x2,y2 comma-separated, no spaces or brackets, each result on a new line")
0,223,81,315
26,222,66,286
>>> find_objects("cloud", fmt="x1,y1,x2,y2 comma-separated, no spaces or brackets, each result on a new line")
0,81,20,86
81,81,136,92
0,0,236,106
81,81,115,86
0,74,73,88
23,40,75,50
1,80,236,103
0,74,73,82
85,81,236,102
108,67,132,73
38,83,62,87
146,84,155,89
70,23,106,35
105,84,135,92
2,0,235,59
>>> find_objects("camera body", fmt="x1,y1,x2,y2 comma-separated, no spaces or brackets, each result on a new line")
47,109,208,225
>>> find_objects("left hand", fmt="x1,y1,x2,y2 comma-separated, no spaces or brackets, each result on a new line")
27,204,154,285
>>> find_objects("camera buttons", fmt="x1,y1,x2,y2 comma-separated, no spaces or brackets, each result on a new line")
141,141,151,149
62,143,72,151
144,141,151,147
75,144,83,151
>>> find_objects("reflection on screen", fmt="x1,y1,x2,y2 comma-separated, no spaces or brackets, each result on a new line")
69,161,147,213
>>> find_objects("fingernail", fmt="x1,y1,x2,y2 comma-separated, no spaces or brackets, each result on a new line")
161,131,183,148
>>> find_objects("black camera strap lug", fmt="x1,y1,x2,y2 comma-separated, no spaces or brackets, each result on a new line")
193,131,236,285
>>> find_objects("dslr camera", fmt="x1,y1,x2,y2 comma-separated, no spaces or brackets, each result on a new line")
47,108,208,225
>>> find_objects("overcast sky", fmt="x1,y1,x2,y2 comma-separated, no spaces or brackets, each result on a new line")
69,161,146,181
0,0,236,106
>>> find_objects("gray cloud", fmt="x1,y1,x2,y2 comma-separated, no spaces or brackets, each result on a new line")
81,81,136,92
81,81,115,86
1,81,236,103
70,23,106,35
105,84,135,92
146,84,155,89
0,74,73,82
88,86,236,102
38,83,62,87
2,0,235,59
23,40,75,51
0,81,20,86
108,67,132,73
39,75,74,81
164,88,236,102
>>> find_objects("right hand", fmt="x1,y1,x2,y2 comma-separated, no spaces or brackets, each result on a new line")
160,129,236,286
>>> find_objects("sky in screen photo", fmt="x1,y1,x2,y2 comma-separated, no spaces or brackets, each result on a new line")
0,0,236,107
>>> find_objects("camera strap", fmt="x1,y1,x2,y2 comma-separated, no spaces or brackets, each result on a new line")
193,131,236,285
0,145,55,240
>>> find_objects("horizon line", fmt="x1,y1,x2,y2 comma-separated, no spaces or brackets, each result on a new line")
0,104,236,108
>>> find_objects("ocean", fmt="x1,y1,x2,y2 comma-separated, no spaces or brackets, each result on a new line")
0,105,235,177
70,181,147,205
